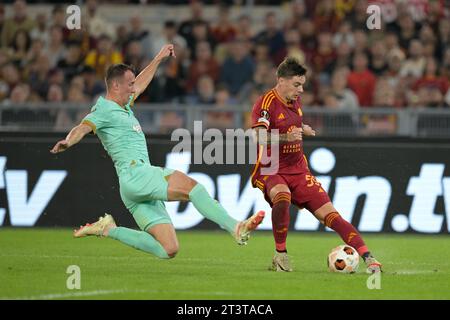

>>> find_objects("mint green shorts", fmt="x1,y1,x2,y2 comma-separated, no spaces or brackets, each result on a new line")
119,161,175,231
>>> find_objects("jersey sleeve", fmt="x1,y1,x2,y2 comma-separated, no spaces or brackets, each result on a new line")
81,107,107,134
251,93,274,130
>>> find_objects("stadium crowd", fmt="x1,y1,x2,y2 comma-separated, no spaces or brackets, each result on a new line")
0,0,449,131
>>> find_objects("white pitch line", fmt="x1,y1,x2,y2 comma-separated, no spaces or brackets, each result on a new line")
1,289,130,300
1,289,296,300
391,270,439,275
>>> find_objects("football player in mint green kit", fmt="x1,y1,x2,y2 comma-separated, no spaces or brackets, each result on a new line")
51,44,265,259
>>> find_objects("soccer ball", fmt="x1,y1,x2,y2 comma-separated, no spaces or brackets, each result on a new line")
327,245,359,273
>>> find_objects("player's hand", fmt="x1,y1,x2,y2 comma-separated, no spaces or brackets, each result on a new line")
302,124,316,136
50,140,70,154
288,127,303,141
156,44,176,61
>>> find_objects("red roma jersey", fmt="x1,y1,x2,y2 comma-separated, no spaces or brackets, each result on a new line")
250,88,309,181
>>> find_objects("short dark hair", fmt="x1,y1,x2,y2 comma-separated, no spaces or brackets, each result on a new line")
105,63,135,87
276,57,307,79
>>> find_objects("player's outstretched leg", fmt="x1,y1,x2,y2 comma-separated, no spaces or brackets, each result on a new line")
234,210,266,245
167,171,265,245
73,213,116,237
189,183,265,245
322,210,382,273
73,214,170,259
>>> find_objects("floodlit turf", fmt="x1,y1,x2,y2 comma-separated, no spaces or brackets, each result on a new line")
0,228,449,300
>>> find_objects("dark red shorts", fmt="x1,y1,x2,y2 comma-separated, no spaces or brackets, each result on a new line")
253,172,331,213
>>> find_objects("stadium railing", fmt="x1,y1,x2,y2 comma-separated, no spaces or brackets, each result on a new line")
0,103,449,138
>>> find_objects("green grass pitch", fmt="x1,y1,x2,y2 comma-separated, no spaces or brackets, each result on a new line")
1,229,449,300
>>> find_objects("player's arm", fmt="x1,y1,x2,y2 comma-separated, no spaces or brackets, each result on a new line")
133,44,175,101
50,123,92,154
252,126,302,145
302,123,316,137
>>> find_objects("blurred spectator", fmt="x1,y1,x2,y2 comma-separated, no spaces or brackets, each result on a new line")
220,38,255,98
273,28,306,66
115,24,129,54
178,0,206,44
29,12,49,46
352,29,368,54
156,42,188,103
65,19,95,58
9,29,31,67
0,5,5,44
283,0,307,31
24,38,45,71
373,77,397,108
47,84,64,102
186,41,220,93
440,47,450,80
347,0,369,30
83,0,115,40
51,5,71,41
332,21,355,48
437,19,450,56
314,0,340,33
364,78,397,134
412,57,449,100
234,14,254,42
424,0,445,27
400,39,426,78
205,84,235,130
384,31,400,52
57,41,84,82
48,68,65,88
80,66,105,100
329,67,359,111
311,31,336,80
188,20,216,61
252,61,276,93
8,82,30,104
67,76,89,103
1,0,35,48
397,14,418,51
369,38,388,76
126,15,154,59
211,4,236,44
385,48,406,102
324,40,352,74
85,34,123,79
188,74,215,105
1,62,21,96
44,26,67,69
123,40,146,70
252,42,272,66
298,18,316,59
253,11,285,61
152,21,187,57
29,55,50,99
347,52,376,107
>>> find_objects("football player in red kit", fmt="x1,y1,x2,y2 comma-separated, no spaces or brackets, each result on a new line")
250,57,382,273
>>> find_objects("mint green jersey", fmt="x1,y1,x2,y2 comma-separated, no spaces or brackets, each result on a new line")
82,95,150,173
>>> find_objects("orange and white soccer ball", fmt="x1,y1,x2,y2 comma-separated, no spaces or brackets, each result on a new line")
327,245,359,273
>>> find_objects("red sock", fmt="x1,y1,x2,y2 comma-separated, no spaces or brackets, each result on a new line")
271,192,291,252
324,212,369,256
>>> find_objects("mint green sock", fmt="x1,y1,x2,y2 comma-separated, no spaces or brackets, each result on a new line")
108,227,169,259
189,183,238,233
